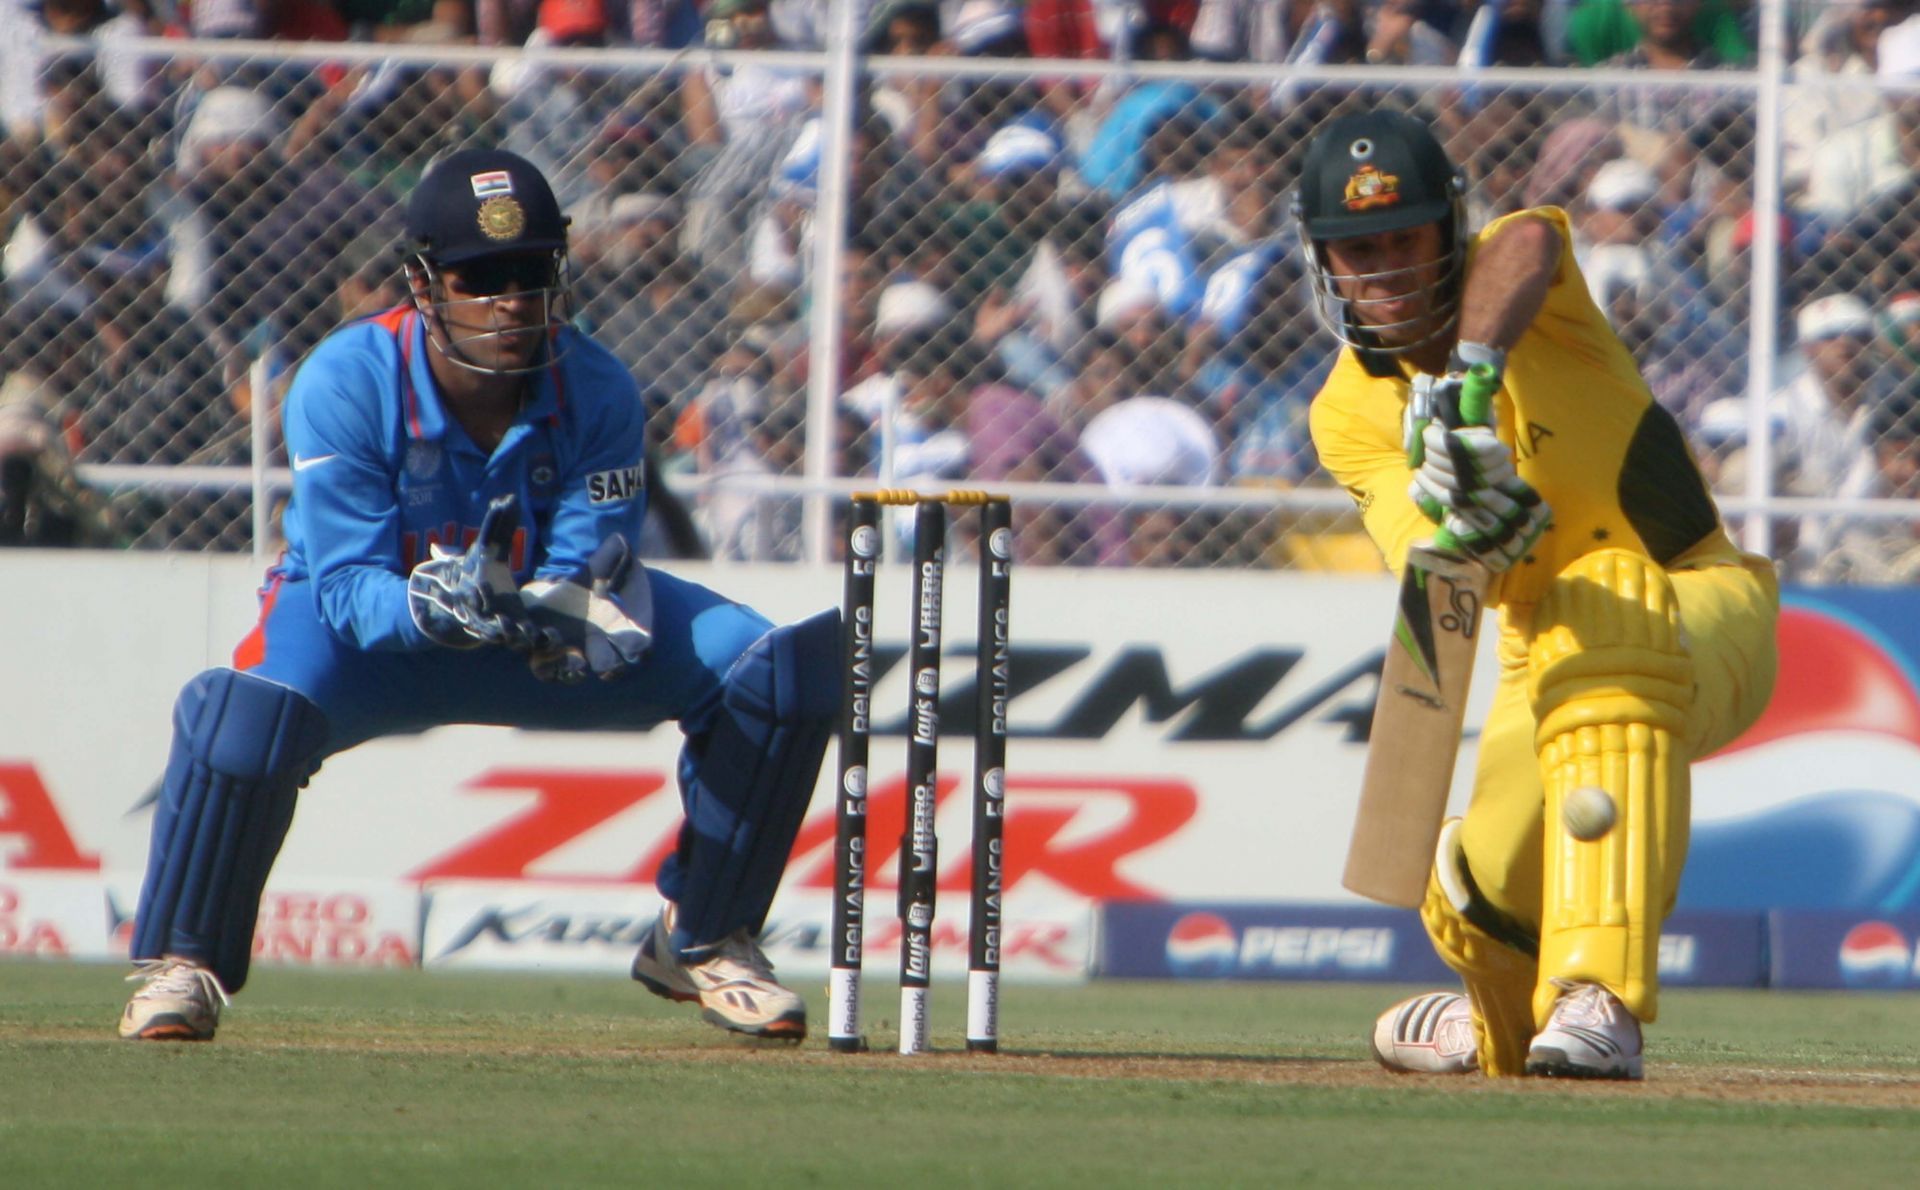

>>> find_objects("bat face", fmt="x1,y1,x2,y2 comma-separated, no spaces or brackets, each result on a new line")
1390,547,1485,712
1344,546,1490,907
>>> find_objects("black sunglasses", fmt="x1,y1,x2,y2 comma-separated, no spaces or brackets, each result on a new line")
447,254,558,297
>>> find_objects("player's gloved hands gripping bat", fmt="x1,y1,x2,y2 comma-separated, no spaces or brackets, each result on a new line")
521,533,654,682
407,494,555,651
1403,357,1550,572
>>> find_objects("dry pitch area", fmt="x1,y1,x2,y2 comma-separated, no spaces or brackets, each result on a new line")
3,961,1918,1186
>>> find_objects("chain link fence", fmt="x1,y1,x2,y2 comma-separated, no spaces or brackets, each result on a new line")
4,10,1919,577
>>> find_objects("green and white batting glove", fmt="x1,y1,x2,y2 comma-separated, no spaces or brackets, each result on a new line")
1409,422,1521,525
1438,478,1552,572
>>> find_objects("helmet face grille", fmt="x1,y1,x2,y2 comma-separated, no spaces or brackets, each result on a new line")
1302,240,1466,358
411,250,575,377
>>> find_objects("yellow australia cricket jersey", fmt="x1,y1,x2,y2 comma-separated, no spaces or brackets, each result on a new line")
1307,206,1755,610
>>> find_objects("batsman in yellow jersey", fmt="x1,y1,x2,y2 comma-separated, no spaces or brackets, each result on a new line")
1296,110,1779,1079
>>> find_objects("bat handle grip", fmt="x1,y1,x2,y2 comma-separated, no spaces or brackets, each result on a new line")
1433,363,1502,553
1457,362,1499,428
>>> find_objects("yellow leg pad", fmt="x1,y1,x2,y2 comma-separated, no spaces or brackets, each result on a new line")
1420,833,1537,1078
1529,550,1692,1028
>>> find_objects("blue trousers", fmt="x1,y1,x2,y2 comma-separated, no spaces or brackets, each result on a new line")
245,568,770,752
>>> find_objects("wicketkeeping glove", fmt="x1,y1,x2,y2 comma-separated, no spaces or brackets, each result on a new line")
522,534,654,682
406,495,554,651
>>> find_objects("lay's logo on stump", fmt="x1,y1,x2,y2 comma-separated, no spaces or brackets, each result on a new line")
1344,165,1401,212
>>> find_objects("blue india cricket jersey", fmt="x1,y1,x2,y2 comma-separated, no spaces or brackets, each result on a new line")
274,306,648,652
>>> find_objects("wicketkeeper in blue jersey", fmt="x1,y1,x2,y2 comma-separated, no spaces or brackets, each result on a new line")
120,149,838,1043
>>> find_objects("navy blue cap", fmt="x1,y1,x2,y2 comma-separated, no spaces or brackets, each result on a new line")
406,148,568,264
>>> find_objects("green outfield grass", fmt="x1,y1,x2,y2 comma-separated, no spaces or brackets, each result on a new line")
3,961,1919,1188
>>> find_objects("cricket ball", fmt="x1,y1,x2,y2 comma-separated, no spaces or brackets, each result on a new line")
1562,786,1618,842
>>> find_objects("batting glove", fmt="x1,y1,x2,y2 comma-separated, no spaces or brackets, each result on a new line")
1436,478,1552,573
523,534,654,682
1408,422,1521,525
1403,343,1506,470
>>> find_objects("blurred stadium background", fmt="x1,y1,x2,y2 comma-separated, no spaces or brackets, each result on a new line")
7,0,1920,580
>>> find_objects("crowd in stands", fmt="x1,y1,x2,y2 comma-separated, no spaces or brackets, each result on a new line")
5,0,1920,575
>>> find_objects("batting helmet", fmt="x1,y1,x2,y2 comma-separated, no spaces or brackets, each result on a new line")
1291,110,1468,357
404,148,572,375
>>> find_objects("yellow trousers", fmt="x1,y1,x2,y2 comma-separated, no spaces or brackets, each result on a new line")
1433,548,1777,1074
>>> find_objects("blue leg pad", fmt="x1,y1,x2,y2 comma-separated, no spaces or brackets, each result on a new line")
131,669,329,992
665,608,840,952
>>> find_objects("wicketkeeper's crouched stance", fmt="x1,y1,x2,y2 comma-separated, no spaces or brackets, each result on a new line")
121,150,837,1043
1297,111,1778,1078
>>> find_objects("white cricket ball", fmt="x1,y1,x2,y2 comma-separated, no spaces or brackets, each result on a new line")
1562,786,1618,841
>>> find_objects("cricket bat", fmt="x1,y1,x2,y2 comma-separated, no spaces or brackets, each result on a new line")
1342,365,1500,908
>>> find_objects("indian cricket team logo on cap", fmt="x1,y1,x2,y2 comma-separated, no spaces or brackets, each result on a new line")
477,195,527,242
1344,164,1401,212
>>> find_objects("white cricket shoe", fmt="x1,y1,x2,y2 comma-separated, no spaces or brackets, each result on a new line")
1370,991,1480,1074
1526,980,1644,1080
119,957,228,1041
631,904,807,1041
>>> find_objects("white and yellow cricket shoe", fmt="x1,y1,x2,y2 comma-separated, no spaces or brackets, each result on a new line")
119,957,228,1041
631,903,807,1041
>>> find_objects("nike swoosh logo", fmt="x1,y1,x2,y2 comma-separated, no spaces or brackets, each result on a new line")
292,454,337,472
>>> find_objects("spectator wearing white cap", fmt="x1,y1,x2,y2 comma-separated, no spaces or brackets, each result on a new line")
1077,394,1223,568
1803,15,1920,222
843,278,957,427
1814,389,1920,581
1786,0,1911,199
966,120,1100,400
1166,113,1282,254
1079,395,1221,488
875,279,955,340
1568,154,1746,426
1584,242,1744,436
1772,291,1902,568
1093,273,1187,396
161,83,391,362
1574,158,1660,259
863,1,948,167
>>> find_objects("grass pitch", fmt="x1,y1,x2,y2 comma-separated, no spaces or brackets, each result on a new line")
4,961,1919,1187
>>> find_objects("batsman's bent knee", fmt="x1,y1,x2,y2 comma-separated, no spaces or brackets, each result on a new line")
132,669,329,993
1422,821,1537,1077
1528,550,1692,1025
